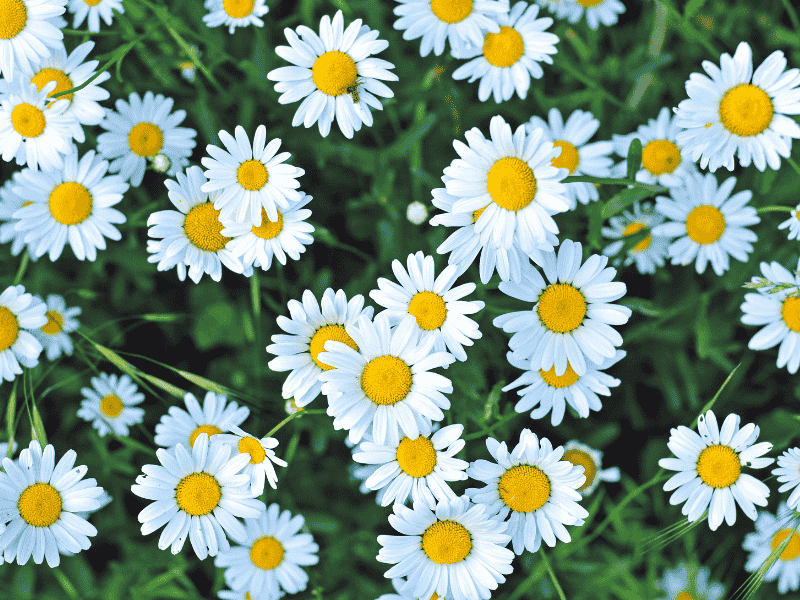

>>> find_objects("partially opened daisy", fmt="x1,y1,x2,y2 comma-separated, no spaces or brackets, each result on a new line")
204,0,268,34
67,0,123,32
658,410,773,531
602,201,671,275
775,448,800,510
743,503,800,595
557,0,626,30
154,390,249,450
212,425,288,496
653,171,759,276
267,10,398,139
29,294,80,361
0,284,47,382
656,563,724,600
778,205,800,241
675,41,800,172
0,0,66,81
0,176,31,257
377,495,514,600
77,372,145,437
561,440,620,497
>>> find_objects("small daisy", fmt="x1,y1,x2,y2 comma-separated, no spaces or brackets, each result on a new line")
652,171,759,276
0,0,66,81
212,425,288,496
67,0,123,32
267,10,398,139
0,175,31,257
775,448,800,510
778,205,800,241
493,238,631,377
204,0,268,34
743,503,800,594
77,372,145,437
602,201,671,275
147,166,245,284
154,390,250,450
656,563,724,600
0,284,47,382
377,495,514,600
131,434,266,560
266,288,374,409
369,251,485,362
97,91,197,187
12,148,128,262
215,503,319,600
0,441,105,567
675,41,800,172
502,349,624,426
29,293,80,361
658,409,773,531
557,0,626,30
561,440,620,497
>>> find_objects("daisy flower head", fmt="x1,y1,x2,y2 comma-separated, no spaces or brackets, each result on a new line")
0,440,105,567
743,502,800,594
652,171,759,276
215,503,319,600
29,293,80,360
502,349,624,426
67,0,123,32
318,312,456,446
493,238,632,377
775,448,800,510
267,10,398,139
0,175,31,257
658,409,773,531
602,201,671,275
154,390,250,450
675,42,800,172
77,371,145,437
0,284,47,382
526,108,614,208
778,204,800,240
377,495,514,600
97,91,197,187
0,0,66,81
558,0,625,30
211,425,288,496
656,563,724,600
561,440,620,497
204,0,268,34
131,433,266,560
12,148,128,262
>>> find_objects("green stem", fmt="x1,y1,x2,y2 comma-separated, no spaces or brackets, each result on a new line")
757,205,794,213
61,28,117,36
265,409,326,437
251,270,263,385
12,249,29,285
787,157,800,178
540,549,567,600
463,411,521,441
52,568,80,600
780,0,800,36
561,175,667,193
51,37,144,99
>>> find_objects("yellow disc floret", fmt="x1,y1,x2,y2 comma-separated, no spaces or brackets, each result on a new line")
641,139,682,175
430,0,473,23
0,0,27,40
309,325,359,370
237,159,269,191
312,51,358,97
487,157,537,211
361,355,413,406
11,103,45,138
771,530,800,561
421,520,472,564
576,0,605,6
189,424,223,447
175,472,221,516
782,296,800,333
84,0,103,5
676,592,696,600
183,203,230,252
100,394,124,418
396,435,437,477
472,206,487,223
539,362,580,389
685,205,725,245
552,141,580,174
32,68,75,103
696,444,740,488
251,208,283,240
224,0,255,18
498,464,551,512
49,182,93,226
483,26,524,68
250,536,284,570
537,283,587,333
622,222,652,252
238,436,266,464
0,306,20,352
127,122,164,157
407,291,447,331
18,482,62,527
719,84,773,137
562,449,597,491
41,310,64,335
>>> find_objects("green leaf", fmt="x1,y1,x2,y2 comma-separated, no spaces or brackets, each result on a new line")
684,0,708,17
626,138,643,181
387,114,438,158
31,402,47,448
601,186,653,219
6,379,17,457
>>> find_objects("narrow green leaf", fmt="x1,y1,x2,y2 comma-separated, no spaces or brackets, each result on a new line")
175,370,230,396
626,138,643,181
139,373,186,398
388,114,438,158
601,187,653,219
6,380,17,457
31,402,47,447
683,0,707,17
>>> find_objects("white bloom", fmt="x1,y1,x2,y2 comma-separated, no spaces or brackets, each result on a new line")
743,503,800,595
778,205,800,241
67,0,123,32
602,201,671,275
0,175,31,257
406,201,428,225
203,0,268,34
0,284,47,382
656,563,724,600
212,425,287,496
774,448,800,510
0,0,66,81
561,440,620,497
154,390,249,450
555,0,626,30
77,372,145,437
29,293,80,361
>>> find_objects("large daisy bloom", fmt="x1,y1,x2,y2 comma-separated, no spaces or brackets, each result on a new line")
467,429,588,555
67,0,123,32
0,175,31,257
0,441,105,567
602,201,671,275
658,410,773,531
215,503,319,600
267,10,398,139
778,205,800,241
212,425,288,496
743,502,800,594
266,288,374,409
774,448,800,510
97,91,197,186
656,563,724,600
204,0,268,34
0,284,47,382
131,434,266,560
652,171,759,276
154,390,249,450
0,0,66,81
561,440,620,497
29,293,80,360
557,0,626,30
77,371,145,437
317,313,456,446
370,251,485,362
12,148,128,262
674,41,800,172
493,238,631,377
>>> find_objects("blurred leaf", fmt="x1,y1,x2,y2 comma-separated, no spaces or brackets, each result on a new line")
602,187,654,219
193,302,246,350
626,138,643,181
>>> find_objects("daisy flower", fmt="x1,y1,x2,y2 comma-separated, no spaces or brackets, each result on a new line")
211,425,288,496
656,563,724,600
0,284,47,382
215,503,319,600
0,441,105,567
658,409,773,531
29,293,80,361
775,448,800,509
204,0,268,34
318,313,456,446
778,205,800,240
557,0,626,30
743,503,800,594
97,91,197,187
131,434,266,560
561,440,620,497
12,148,128,262
154,390,249,450
0,0,66,81
502,349,624,426
266,288,374,409
467,429,588,555
377,495,515,600
652,171,759,276
67,0,123,32
267,10,398,139
493,238,631,377
0,175,31,257
77,372,145,437
602,201,671,275
370,251,485,363
674,41,800,172
146,165,245,284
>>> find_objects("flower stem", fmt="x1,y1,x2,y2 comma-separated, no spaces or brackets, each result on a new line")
266,409,327,437
251,270,263,385
12,249,29,286
757,205,794,213
540,549,567,600
561,175,667,193
787,157,800,178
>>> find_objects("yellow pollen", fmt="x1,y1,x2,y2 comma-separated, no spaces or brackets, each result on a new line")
127,122,164,157
685,205,725,245
537,283,587,333
31,68,75,103
622,222,652,252
0,306,20,352
250,536,285,570
576,0,604,6
309,324,358,370
223,0,255,18
483,26,524,68
676,592,696,600
251,208,283,240
49,182,93,226
0,0,27,39
396,436,437,477
499,464,551,512
18,482,62,527
21,201,33,207
696,444,740,488
361,355,413,406
11,103,45,138
562,449,597,491
641,139,682,175
84,0,103,5
430,594,441,600
100,394,124,418
41,310,64,335
472,206,486,223
407,291,447,331
421,520,472,564
183,203,230,252
189,424,223,447
487,157,537,211
539,362,580,389
312,51,358,96
782,296,800,333
238,437,266,465
705,123,713,129
430,0,473,23
772,530,800,561
719,84,773,137
552,141,580,174
237,159,269,191
175,472,221,516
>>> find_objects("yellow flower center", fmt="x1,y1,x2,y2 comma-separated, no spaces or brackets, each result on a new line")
539,362,580,389
0,0,27,39
641,139,682,175
175,472,221,516
498,464,551,512
0,307,19,352
309,324,359,371
250,535,284,570
685,205,725,245
421,520,472,564
430,0,473,23
361,355,413,406
696,444,740,488
562,449,597,491
772,530,800,561
40,310,64,335
18,482,62,527
11,103,45,138
396,435,437,478
537,283,587,333
251,208,283,240
183,203,230,252
622,222,652,252
676,591,696,600
189,424,223,447
472,206,486,223
483,26,524,68
224,0,255,18
84,0,103,5
127,122,164,157
487,157,537,211
238,436,266,465
31,68,75,103
576,0,604,6
782,296,800,333
100,394,124,418
237,159,269,191
552,141,580,174
49,182,93,226
312,50,358,97
719,84,774,137
407,291,447,331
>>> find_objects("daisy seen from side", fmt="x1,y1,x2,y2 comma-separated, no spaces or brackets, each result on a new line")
0,0,66,81
154,390,250,450
778,205,800,240
67,0,123,32
743,502,800,594
204,0,269,34
29,293,80,360
561,440,620,497
77,371,145,437
0,284,47,382
774,448,800,510
212,425,288,496
558,0,626,30
656,563,724,600
602,200,671,275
